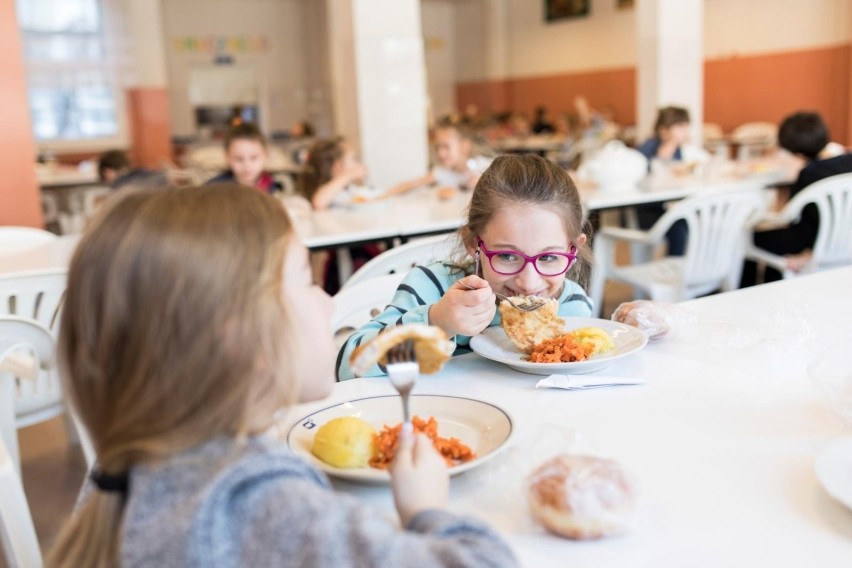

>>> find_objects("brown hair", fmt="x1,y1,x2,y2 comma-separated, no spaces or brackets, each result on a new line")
654,106,690,137
224,122,267,151
298,137,345,201
459,154,593,290
47,184,299,567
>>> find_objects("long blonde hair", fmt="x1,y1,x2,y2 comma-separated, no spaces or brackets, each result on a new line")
47,184,299,567
460,154,593,290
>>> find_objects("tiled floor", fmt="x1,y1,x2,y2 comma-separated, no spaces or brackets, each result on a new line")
10,244,636,560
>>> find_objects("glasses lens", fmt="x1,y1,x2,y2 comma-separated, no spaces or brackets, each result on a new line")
490,252,525,274
535,254,572,276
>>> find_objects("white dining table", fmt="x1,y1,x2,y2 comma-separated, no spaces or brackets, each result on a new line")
280,267,852,567
36,165,100,189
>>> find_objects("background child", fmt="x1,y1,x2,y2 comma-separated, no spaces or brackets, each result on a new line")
338,154,593,380
97,149,164,190
298,137,369,210
47,184,516,567
390,119,491,195
740,111,852,285
207,123,283,193
634,106,708,256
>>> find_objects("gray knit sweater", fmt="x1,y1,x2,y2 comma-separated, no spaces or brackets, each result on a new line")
118,436,518,567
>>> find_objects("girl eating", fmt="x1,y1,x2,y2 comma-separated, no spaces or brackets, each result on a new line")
337,154,593,380
47,185,516,567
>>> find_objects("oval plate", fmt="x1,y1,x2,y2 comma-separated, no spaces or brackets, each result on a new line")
469,317,648,375
286,394,514,484
815,438,852,511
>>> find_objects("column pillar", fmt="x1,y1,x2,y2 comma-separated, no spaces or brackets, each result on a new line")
0,0,42,227
123,0,172,168
482,0,510,112
636,0,704,144
327,0,429,189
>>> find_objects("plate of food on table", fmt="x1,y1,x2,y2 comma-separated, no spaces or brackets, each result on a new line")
469,296,648,375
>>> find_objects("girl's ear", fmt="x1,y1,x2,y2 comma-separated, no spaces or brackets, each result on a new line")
575,233,588,247
460,226,476,256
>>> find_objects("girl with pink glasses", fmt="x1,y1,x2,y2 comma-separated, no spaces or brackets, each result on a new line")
337,154,593,380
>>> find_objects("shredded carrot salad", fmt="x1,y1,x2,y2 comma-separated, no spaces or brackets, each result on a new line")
528,334,596,363
369,416,476,470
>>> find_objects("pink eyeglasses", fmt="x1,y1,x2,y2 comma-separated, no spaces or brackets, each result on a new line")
477,239,577,277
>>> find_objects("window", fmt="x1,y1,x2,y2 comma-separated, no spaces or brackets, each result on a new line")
16,0,125,148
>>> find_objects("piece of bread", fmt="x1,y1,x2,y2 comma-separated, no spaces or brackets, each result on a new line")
499,296,565,353
349,324,453,376
527,454,637,540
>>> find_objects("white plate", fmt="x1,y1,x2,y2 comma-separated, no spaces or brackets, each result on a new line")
287,395,514,484
815,438,852,511
469,317,648,375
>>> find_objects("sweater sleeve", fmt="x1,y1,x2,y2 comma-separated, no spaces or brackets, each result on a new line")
336,263,457,381
233,477,519,568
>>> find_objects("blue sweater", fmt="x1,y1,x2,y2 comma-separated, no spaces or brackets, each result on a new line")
336,261,593,380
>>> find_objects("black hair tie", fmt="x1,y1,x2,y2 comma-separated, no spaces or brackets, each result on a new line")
90,467,129,494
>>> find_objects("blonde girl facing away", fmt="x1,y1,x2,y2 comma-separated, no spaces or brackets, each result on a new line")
47,185,516,567
338,154,593,380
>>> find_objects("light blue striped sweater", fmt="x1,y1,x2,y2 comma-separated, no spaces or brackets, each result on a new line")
336,262,593,380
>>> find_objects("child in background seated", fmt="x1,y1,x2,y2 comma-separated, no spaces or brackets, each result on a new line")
390,119,492,196
97,150,164,190
338,154,593,380
47,184,517,568
298,137,369,210
207,123,282,193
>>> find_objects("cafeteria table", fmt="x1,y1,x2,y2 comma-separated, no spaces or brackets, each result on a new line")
281,266,852,567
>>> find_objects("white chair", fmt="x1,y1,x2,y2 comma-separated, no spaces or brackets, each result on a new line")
0,228,56,258
731,122,777,160
746,173,852,279
332,273,405,350
343,234,460,289
591,188,767,315
0,436,42,568
0,317,55,475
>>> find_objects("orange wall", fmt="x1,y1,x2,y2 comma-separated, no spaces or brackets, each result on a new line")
457,44,852,145
127,87,172,168
0,0,43,228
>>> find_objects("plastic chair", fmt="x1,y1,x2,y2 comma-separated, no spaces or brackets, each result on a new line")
0,436,41,568
0,228,56,257
591,188,767,315
746,173,852,278
332,273,405,349
731,122,777,160
0,317,55,475
343,234,460,289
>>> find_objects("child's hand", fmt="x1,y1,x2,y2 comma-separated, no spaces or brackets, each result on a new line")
428,275,496,337
346,162,368,184
390,433,449,527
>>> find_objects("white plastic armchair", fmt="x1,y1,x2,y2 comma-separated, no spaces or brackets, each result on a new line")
332,273,405,350
0,435,41,568
343,234,460,289
591,188,767,315
745,172,852,279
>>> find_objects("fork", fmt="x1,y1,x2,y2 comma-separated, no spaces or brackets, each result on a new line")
459,253,544,312
385,339,418,437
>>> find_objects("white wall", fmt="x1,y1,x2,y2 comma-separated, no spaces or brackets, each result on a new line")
421,0,456,120
455,0,852,82
162,0,319,138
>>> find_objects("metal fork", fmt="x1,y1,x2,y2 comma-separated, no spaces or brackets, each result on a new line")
459,252,545,312
385,339,418,436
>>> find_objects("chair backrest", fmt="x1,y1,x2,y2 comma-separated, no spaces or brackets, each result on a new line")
0,436,42,568
784,172,852,271
661,188,767,293
343,234,460,289
0,270,68,428
332,273,405,346
0,228,56,258
0,317,55,474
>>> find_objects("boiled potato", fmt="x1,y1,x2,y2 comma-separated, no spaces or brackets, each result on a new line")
570,327,615,355
311,416,376,468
